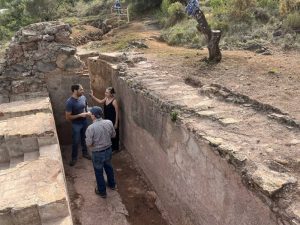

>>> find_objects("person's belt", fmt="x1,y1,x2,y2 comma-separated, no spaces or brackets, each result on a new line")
94,146,111,152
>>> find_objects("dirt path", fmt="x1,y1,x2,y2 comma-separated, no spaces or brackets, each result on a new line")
62,146,169,225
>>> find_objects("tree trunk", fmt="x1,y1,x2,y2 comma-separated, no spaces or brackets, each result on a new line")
180,0,222,62
194,8,222,62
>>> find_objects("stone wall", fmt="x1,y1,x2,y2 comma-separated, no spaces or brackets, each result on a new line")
0,21,84,105
0,21,94,144
87,54,298,225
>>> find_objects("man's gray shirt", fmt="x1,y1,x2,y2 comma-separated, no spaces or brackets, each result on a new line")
85,118,116,151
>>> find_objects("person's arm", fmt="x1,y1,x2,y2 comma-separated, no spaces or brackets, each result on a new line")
89,90,106,104
65,100,89,121
112,99,119,129
85,126,94,148
65,111,89,121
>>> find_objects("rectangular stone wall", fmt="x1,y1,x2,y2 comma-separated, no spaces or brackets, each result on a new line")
88,57,278,225
114,78,277,225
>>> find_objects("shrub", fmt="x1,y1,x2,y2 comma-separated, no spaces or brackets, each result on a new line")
284,11,300,29
0,26,12,40
161,19,205,48
228,0,256,22
166,2,185,27
257,0,279,10
170,110,178,122
279,0,300,16
161,0,170,15
254,7,270,23
127,0,162,14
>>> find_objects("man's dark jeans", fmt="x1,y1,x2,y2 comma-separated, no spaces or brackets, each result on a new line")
71,120,88,160
92,147,116,195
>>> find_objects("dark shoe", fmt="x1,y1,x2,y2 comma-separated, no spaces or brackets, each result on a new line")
112,149,121,155
82,153,91,160
69,159,77,167
95,188,107,198
108,185,118,191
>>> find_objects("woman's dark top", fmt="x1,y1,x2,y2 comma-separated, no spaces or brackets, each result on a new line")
104,99,116,124
104,99,119,151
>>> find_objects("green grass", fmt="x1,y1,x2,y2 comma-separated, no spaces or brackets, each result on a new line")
161,19,206,48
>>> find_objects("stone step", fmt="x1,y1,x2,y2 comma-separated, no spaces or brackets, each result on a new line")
0,162,9,170
0,158,71,225
42,216,72,225
0,97,52,120
24,151,40,162
0,141,10,164
167,95,200,104
0,113,57,161
39,144,61,161
9,156,24,168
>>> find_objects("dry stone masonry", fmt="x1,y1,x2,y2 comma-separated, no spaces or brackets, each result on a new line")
0,21,84,104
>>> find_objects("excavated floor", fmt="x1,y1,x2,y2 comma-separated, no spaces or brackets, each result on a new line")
62,146,169,225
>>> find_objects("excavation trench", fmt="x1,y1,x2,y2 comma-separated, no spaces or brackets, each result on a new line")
47,52,284,225
1,21,299,225
47,55,169,225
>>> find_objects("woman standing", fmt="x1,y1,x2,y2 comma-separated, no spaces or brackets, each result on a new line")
90,87,120,152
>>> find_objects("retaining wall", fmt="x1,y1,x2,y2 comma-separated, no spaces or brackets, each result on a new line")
88,55,280,225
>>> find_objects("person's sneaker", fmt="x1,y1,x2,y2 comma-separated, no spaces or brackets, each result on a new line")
82,153,91,160
69,159,77,167
95,188,107,198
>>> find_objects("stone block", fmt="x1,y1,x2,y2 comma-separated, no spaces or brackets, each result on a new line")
24,151,40,162
0,162,9,170
36,62,56,73
0,209,14,225
0,138,9,163
38,136,58,148
39,144,61,161
21,136,39,153
0,158,71,225
252,165,298,196
42,216,72,225
10,156,24,168
0,97,52,120
5,135,23,158
39,199,69,223
11,205,41,225
98,52,124,63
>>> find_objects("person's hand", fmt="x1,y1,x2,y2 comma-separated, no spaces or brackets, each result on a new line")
80,112,89,118
114,124,118,129
89,90,94,97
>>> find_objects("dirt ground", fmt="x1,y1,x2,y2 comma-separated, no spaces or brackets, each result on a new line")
62,145,169,225
81,21,300,122
112,150,169,225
